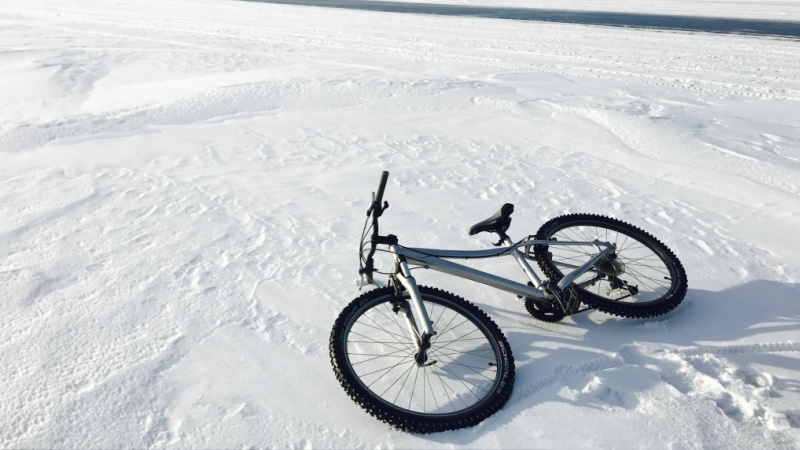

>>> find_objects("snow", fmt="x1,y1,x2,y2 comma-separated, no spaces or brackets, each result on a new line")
1,0,799,447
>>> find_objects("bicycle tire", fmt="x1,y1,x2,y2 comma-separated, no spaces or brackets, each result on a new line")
533,214,687,318
329,286,515,433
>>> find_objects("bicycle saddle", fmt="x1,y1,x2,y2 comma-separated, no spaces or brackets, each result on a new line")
469,203,514,235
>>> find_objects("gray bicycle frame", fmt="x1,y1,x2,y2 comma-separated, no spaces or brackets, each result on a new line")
387,237,615,339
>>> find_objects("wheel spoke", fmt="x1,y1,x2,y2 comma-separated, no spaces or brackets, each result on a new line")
360,354,415,380
359,315,414,344
338,290,509,419
408,365,421,410
431,328,481,346
622,262,671,287
375,301,414,342
532,215,686,317
432,349,496,359
432,367,465,412
350,348,416,366
428,348,497,383
430,356,491,400
347,334,414,354
388,361,417,401
430,321,479,347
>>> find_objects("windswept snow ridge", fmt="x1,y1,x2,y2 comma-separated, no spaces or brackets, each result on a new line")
1,0,799,448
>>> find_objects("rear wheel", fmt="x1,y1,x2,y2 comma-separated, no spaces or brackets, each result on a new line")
533,214,687,318
330,286,514,433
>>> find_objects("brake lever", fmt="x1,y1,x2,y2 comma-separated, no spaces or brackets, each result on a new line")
369,200,389,218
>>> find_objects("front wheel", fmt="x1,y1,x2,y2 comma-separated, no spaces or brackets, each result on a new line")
533,214,688,319
329,286,515,433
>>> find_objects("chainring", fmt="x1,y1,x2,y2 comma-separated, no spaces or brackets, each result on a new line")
524,297,567,323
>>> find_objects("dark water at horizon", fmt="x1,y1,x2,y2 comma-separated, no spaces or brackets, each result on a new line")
241,0,800,39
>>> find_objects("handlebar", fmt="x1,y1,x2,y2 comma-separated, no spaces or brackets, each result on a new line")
375,171,389,206
361,171,393,285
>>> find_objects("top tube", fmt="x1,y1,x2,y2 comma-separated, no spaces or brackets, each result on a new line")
400,246,514,259
401,238,608,260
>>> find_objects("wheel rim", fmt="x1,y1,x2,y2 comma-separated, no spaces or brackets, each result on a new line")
543,222,678,304
344,293,503,417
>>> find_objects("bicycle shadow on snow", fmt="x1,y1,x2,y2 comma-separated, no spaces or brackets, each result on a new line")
420,279,800,444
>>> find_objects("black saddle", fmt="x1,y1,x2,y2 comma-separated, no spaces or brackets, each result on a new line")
469,203,514,236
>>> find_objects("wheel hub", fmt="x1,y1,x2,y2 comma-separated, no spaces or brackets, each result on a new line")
415,334,436,367
594,253,626,277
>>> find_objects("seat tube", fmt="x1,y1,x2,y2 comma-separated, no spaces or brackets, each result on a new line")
395,259,436,338
505,237,544,287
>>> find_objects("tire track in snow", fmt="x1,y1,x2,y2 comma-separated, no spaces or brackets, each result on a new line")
500,341,800,448
510,341,800,405
509,342,800,420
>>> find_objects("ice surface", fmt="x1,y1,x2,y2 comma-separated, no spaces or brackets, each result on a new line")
368,0,800,21
1,0,799,448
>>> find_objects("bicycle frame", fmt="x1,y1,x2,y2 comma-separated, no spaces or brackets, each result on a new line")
360,170,616,346
336,172,687,432
385,237,615,340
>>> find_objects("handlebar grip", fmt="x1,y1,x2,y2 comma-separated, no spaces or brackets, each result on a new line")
374,171,389,204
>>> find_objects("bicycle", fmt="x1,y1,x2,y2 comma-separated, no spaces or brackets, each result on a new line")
329,171,687,433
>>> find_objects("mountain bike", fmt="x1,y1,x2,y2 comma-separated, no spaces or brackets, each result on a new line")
329,171,687,433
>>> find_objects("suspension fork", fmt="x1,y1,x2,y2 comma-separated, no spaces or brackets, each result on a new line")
390,256,436,346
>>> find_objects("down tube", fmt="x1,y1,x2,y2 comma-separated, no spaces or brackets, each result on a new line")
396,248,548,301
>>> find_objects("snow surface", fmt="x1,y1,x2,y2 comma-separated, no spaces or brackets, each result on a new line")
1,0,800,448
